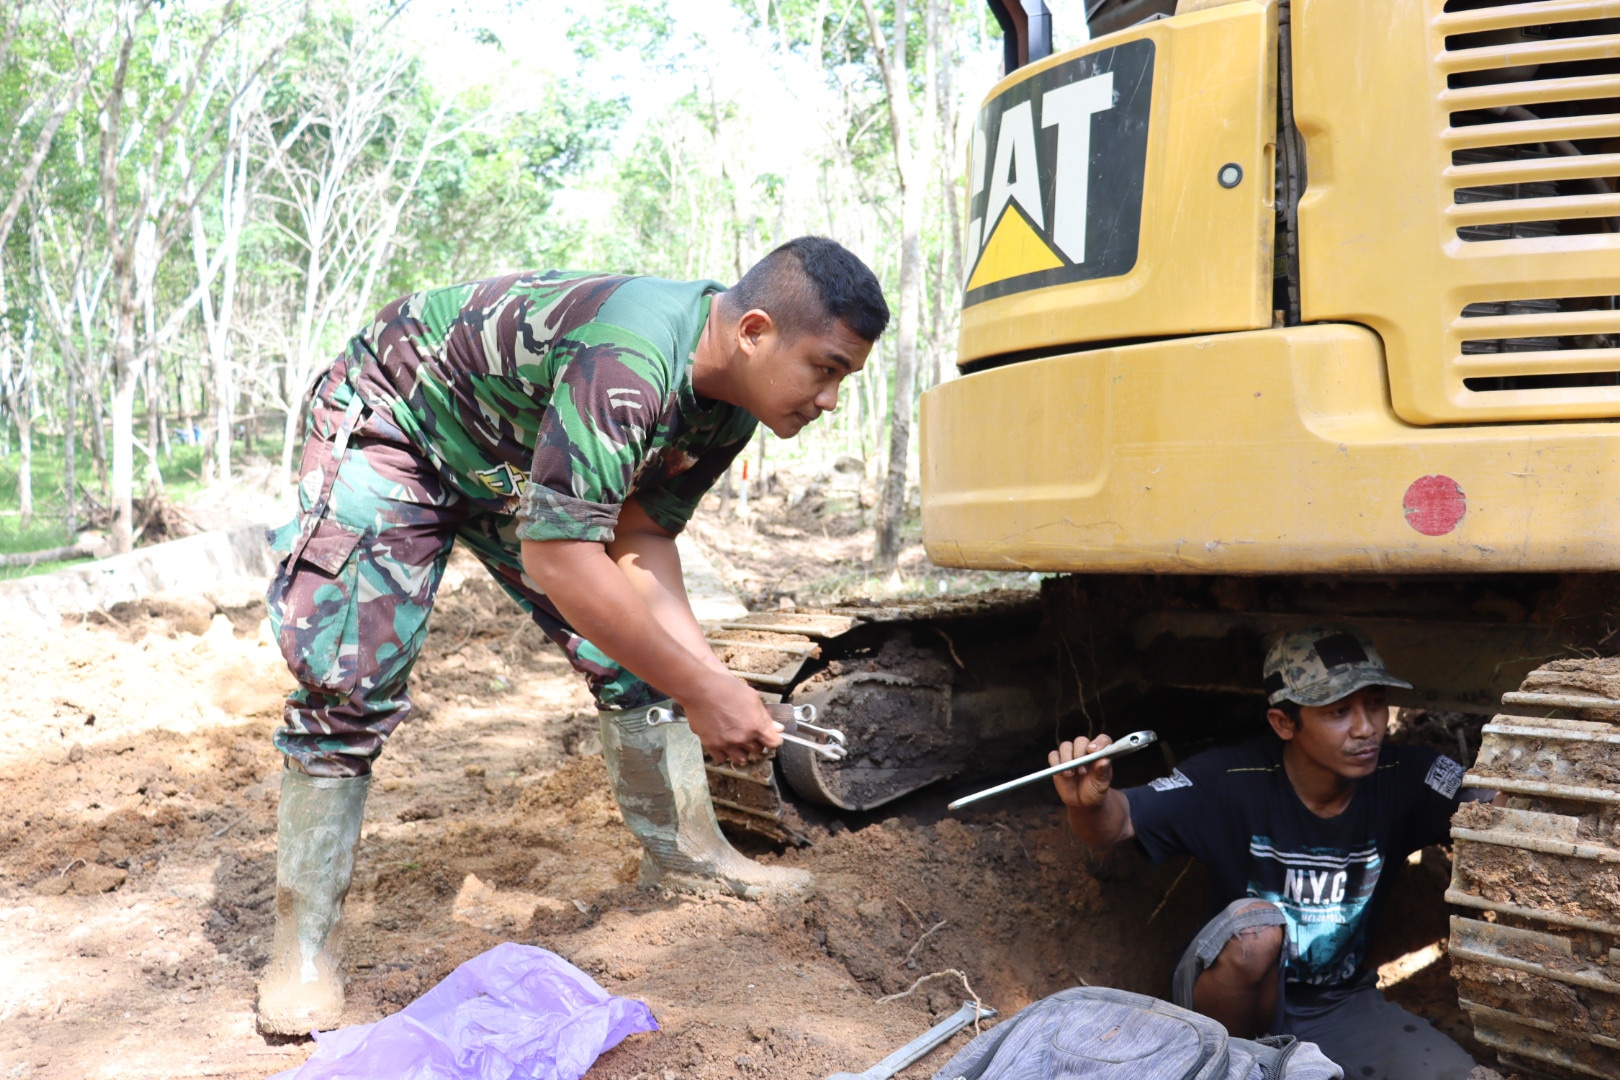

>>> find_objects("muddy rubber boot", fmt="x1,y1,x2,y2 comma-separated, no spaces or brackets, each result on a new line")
600,702,813,900
255,769,370,1035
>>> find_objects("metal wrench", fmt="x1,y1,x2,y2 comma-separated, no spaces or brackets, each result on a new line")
824,1000,997,1080
646,702,849,761
946,729,1159,810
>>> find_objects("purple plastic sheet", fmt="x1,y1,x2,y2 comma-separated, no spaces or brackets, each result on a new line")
267,943,658,1080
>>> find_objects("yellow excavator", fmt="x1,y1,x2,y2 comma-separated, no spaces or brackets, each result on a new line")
707,1,1617,1076
915,0,1620,1075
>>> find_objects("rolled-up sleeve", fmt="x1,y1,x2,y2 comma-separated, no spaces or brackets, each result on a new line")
514,487,624,543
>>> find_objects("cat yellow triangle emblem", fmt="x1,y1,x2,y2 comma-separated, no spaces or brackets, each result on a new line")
966,204,1066,294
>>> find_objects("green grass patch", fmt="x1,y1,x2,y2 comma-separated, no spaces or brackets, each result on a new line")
0,436,211,580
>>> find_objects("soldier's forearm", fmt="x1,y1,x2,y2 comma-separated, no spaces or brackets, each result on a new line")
520,538,720,702
605,504,729,677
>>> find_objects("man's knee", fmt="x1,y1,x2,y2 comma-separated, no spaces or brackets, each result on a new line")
1207,902,1284,985
1174,898,1288,1010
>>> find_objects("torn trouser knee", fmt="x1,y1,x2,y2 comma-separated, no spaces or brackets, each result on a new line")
1172,898,1287,1013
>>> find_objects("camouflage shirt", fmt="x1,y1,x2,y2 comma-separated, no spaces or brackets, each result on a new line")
347,271,756,541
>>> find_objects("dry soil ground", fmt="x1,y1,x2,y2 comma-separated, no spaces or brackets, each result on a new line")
0,462,1499,1079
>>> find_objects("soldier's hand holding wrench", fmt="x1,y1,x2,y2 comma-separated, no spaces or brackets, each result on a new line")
648,702,848,761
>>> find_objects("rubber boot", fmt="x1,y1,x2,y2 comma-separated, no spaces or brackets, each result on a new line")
255,769,370,1035
600,701,814,900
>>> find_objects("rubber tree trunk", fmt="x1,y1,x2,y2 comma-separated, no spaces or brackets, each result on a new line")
0,347,32,529
874,222,920,567
15,407,31,529
90,372,109,500
64,360,76,535
279,359,304,483
281,289,320,483
145,360,165,482
0,278,33,528
109,355,139,554
108,254,142,554
211,281,236,484
139,243,164,488
864,0,925,569
195,124,246,485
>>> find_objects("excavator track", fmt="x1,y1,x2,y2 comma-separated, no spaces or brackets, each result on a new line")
1447,660,1620,1079
698,592,1047,840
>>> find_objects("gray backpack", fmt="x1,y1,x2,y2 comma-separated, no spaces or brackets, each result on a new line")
929,987,1343,1080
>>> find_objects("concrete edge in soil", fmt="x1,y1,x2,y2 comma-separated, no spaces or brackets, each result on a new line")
0,522,276,629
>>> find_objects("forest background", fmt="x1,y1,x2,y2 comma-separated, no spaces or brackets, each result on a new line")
0,0,1100,574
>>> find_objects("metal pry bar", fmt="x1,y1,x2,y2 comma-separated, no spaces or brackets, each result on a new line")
946,730,1159,811
646,703,849,761
824,1000,997,1080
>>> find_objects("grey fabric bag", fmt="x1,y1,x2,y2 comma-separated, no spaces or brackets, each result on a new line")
930,987,1343,1080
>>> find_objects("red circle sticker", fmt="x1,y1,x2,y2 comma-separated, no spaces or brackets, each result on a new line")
1403,475,1466,536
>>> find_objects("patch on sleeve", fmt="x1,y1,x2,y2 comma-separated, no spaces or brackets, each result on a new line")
1148,768,1193,793
1425,756,1465,800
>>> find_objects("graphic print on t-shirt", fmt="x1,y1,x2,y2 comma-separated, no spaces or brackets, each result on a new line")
1148,768,1192,792
1424,756,1465,800
1247,836,1382,985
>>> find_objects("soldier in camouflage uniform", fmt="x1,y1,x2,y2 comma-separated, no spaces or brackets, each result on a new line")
256,238,888,1035
1046,625,1484,1078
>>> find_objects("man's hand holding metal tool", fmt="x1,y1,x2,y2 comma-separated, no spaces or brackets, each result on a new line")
647,702,848,762
1048,734,1135,810
946,730,1157,811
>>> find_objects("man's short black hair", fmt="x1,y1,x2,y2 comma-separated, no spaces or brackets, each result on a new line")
723,236,890,343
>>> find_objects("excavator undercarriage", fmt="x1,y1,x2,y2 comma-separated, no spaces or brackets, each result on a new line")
702,591,1050,841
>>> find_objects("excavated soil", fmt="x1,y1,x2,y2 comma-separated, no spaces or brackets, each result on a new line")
791,634,959,772
0,480,1501,1079
707,630,817,678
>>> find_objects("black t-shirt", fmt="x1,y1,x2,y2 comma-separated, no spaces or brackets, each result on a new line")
1123,738,1465,988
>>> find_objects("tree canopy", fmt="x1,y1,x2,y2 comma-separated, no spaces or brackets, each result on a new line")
0,0,1004,557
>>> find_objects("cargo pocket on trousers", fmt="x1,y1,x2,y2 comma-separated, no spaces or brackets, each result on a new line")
272,517,366,695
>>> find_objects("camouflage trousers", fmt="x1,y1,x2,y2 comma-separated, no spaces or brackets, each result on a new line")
267,360,649,778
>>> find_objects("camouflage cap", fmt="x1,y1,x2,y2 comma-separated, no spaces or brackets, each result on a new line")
1262,624,1412,707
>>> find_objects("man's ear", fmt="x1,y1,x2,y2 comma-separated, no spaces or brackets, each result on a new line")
736,308,774,353
1266,707,1298,741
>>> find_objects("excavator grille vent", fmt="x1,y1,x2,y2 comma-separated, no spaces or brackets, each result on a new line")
1439,0,1620,398
1457,289,1620,391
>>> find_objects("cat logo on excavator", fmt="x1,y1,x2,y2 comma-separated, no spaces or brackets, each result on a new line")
964,38,1154,306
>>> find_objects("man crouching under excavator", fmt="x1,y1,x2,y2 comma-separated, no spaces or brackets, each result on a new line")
1049,624,1485,1080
